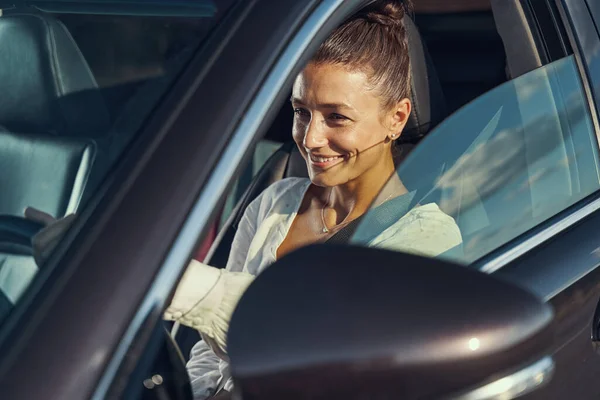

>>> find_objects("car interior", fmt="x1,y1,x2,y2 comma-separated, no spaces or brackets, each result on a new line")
0,0,565,370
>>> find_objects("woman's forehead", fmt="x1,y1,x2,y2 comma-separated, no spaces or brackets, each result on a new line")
292,63,376,107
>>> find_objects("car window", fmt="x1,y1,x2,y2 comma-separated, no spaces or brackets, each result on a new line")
0,0,236,323
351,55,600,264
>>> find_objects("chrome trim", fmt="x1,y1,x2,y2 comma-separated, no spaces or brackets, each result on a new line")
480,195,600,274
91,0,344,398
448,356,554,400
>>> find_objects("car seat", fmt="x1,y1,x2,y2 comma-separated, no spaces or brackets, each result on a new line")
0,13,111,218
0,13,112,316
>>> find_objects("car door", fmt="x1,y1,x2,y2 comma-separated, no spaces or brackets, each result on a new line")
494,1,600,398
0,0,375,399
484,1,600,398
2,1,596,400
344,0,600,398
111,1,600,398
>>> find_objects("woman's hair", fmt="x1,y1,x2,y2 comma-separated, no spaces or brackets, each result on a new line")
311,0,412,110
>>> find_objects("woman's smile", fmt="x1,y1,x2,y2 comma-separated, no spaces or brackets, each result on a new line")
308,152,346,169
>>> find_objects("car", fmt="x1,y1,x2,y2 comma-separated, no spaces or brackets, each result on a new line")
0,0,599,398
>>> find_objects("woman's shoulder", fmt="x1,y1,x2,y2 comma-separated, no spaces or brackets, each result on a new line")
245,177,311,220
370,202,463,257
406,203,458,223
398,203,462,237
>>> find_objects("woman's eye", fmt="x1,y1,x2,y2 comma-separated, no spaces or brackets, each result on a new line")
329,113,348,121
294,108,310,117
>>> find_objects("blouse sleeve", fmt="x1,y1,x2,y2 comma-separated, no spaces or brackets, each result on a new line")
185,190,267,399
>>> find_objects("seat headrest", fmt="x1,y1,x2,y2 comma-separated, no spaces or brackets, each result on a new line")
0,14,110,137
402,15,446,141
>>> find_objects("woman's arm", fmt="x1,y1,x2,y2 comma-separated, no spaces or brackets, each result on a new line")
165,260,254,355
184,192,264,399
187,339,224,399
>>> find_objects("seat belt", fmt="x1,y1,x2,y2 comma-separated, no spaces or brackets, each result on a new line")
325,216,365,244
326,191,418,244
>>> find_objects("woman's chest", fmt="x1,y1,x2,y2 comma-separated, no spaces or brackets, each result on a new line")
276,210,325,259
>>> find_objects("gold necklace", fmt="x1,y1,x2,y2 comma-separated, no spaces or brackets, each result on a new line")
320,189,395,234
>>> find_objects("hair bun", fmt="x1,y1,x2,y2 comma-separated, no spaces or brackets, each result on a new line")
363,0,411,27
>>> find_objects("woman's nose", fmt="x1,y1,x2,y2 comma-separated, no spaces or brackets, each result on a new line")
303,120,328,149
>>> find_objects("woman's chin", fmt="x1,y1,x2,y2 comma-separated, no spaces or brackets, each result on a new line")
308,172,345,188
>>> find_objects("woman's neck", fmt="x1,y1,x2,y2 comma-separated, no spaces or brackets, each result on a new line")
328,155,404,223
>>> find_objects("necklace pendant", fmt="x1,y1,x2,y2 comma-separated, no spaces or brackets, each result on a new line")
322,227,329,234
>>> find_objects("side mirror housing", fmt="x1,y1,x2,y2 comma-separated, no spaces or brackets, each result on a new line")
228,244,554,399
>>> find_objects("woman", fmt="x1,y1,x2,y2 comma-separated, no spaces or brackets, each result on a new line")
175,1,462,398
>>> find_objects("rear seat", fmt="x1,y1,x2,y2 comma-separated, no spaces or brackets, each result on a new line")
0,13,111,313
0,129,96,218
0,13,110,218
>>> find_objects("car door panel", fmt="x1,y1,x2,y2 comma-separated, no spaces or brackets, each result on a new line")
489,2,600,396
344,1,600,397
494,206,600,399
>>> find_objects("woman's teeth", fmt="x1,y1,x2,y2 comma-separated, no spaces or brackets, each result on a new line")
312,155,341,163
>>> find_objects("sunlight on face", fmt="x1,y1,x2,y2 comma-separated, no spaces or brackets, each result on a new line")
291,63,398,187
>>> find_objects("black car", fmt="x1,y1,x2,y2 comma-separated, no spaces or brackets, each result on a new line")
0,0,600,399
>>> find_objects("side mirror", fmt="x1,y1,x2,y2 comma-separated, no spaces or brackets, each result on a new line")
227,244,554,399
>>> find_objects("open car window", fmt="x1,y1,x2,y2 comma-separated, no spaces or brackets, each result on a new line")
350,55,600,265
0,0,237,324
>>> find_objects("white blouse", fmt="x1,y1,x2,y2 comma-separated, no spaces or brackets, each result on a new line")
186,177,462,399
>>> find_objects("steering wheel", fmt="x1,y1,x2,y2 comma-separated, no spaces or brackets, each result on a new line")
0,215,45,255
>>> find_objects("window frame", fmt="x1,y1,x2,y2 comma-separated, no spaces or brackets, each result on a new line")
527,0,573,61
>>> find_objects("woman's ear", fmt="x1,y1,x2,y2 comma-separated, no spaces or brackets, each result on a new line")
388,98,412,140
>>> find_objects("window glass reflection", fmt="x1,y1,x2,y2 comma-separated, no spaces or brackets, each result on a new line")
352,56,600,264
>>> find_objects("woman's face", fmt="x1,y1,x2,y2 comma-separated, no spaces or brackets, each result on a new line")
291,62,410,188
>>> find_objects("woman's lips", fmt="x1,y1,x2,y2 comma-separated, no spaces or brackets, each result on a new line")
309,154,344,169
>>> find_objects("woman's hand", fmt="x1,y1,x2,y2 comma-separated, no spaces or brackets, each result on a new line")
164,260,254,359
24,207,77,266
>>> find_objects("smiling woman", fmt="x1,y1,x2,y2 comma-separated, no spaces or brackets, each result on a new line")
290,64,407,189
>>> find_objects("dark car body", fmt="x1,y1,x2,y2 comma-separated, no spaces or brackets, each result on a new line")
0,0,600,399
